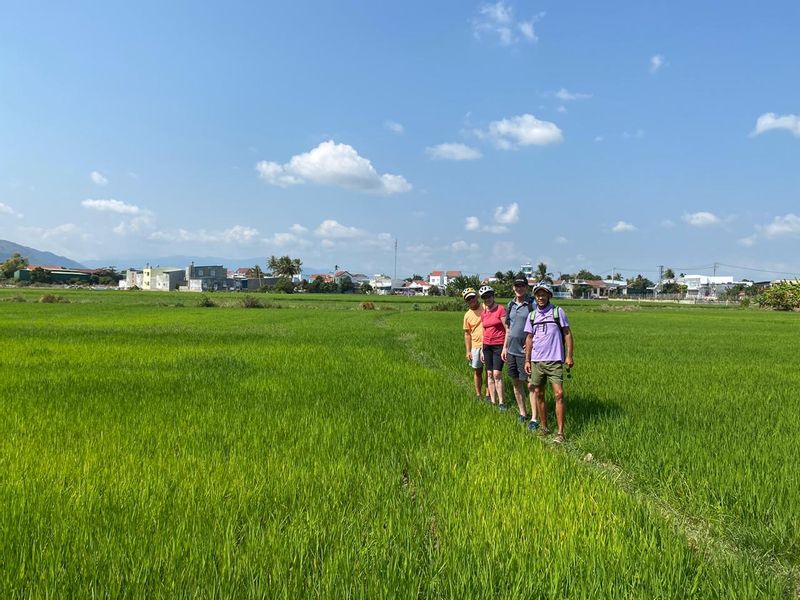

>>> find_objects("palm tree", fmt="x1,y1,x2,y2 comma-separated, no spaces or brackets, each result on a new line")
535,262,553,283
250,265,265,289
267,255,303,280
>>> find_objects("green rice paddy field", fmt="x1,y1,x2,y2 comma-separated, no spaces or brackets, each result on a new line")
1,289,799,598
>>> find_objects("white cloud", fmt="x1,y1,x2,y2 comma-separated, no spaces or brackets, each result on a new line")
0,202,23,218
660,219,675,228
494,202,519,224
451,240,480,252
90,171,108,186
256,140,411,194
82,198,141,215
464,203,519,235
556,105,567,114
518,20,536,41
289,223,308,235
682,212,720,227
738,235,757,247
113,214,155,236
426,143,482,160
473,2,543,46
384,120,404,134
762,213,800,238
220,225,259,243
555,236,568,244
314,219,364,238
612,221,637,233
321,239,336,249
650,54,664,74
623,129,645,139
255,161,304,187
751,113,800,138
148,225,258,244
481,114,563,149
20,223,79,239
555,88,592,101
264,232,311,248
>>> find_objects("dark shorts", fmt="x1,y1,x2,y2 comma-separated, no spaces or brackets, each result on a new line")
483,344,504,372
506,354,528,381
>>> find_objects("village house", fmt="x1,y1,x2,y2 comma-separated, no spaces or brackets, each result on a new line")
428,270,461,287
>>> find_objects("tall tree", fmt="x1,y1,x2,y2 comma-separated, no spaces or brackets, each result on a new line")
1,252,28,279
664,268,675,280
535,262,553,283
268,255,302,279
446,275,481,297
627,274,654,294
575,269,601,281
250,265,265,289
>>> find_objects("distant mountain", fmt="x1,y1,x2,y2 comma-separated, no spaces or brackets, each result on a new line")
0,240,84,269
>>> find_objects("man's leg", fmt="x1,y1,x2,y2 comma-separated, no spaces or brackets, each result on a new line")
528,386,538,421
512,379,526,416
535,386,548,432
552,382,565,435
473,366,483,397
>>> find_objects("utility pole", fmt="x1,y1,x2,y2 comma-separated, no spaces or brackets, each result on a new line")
657,265,664,294
393,238,398,281
713,262,718,277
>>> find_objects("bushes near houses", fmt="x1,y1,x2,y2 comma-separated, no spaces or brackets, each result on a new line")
757,280,800,311
198,296,217,308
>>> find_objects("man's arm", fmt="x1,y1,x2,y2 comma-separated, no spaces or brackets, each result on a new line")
500,314,510,360
464,331,472,361
563,326,574,368
524,332,533,374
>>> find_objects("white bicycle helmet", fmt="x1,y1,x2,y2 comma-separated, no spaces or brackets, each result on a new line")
478,285,495,297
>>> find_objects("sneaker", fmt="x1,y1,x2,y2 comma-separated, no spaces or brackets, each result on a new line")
517,414,529,424
553,433,566,444
497,403,509,411
485,396,492,404
527,420,540,431
539,427,551,437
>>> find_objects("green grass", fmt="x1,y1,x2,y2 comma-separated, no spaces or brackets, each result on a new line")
0,290,797,597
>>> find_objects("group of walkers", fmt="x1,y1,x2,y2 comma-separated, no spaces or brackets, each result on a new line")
462,277,574,443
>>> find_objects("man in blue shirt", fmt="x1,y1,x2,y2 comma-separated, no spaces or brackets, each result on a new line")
502,275,537,425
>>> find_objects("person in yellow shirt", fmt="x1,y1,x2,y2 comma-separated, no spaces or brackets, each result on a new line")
462,288,486,401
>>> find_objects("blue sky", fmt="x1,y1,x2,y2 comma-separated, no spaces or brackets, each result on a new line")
1,1,799,280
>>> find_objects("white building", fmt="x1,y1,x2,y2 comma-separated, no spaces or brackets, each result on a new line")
428,270,462,287
678,275,752,299
370,274,405,295
142,266,185,291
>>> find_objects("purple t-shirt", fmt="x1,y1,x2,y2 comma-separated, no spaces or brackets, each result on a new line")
523,304,570,362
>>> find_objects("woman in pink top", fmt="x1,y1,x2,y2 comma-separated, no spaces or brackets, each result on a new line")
479,285,509,409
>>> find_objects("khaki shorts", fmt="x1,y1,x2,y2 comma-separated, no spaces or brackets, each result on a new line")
530,361,564,387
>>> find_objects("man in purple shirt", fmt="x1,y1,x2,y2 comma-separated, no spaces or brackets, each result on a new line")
523,282,574,443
